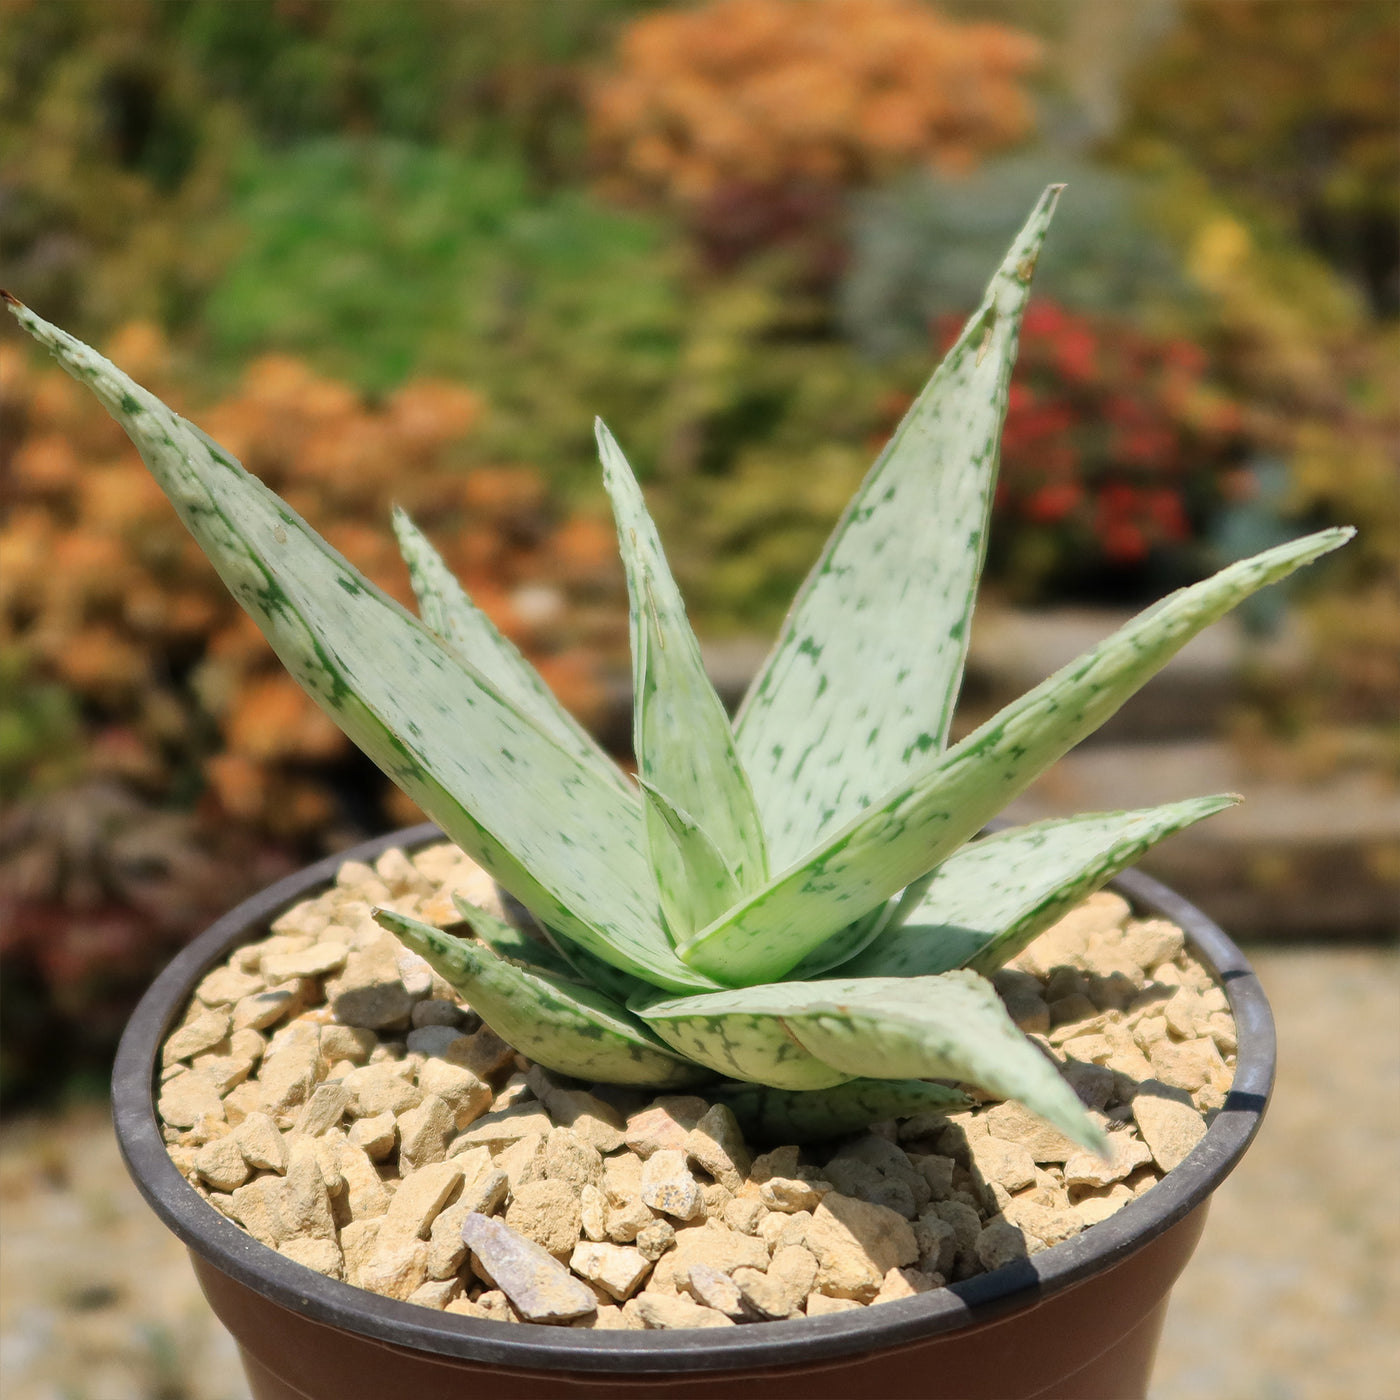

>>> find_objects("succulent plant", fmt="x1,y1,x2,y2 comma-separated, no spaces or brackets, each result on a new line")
4,189,1350,1154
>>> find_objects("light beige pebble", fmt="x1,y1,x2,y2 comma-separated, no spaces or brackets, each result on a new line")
158,1072,226,1129
1000,1196,1082,1249
262,943,348,982
196,966,265,1007
758,1208,811,1252
684,1104,751,1194
759,1176,823,1213
375,846,434,895
633,1219,676,1263
914,1211,958,1277
979,1102,1078,1165
805,1194,918,1302
607,1196,656,1245
271,898,331,937
398,1094,455,1171
320,1023,377,1066
228,1176,289,1246
967,1134,1037,1193
444,1026,517,1080
426,1200,473,1280
544,1127,605,1191
572,1303,645,1330
977,1214,1037,1271
1122,919,1185,970
765,1244,818,1307
382,1160,465,1244
333,1135,394,1221
282,1139,337,1241
625,1097,709,1159
1073,1184,1136,1227
462,1214,598,1324
1132,1085,1207,1171
347,1110,397,1161
650,1222,769,1294
1150,1036,1227,1094
417,1059,491,1130
359,1237,430,1300
634,1293,736,1330
732,1265,801,1319
507,1178,584,1259
471,1289,518,1323
294,1083,350,1137
684,1262,746,1318
872,1265,939,1305
164,1008,232,1063
257,1028,322,1117
807,1292,862,1316
491,1073,534,1112
580,1183,608,1242
641,1149,704,1221
526,1071,627,1153
279,1235,344,1280
1063,1134,1153,1189
343,1061,422,1118
569,1241,652,1301
325,937,416,1031
407,1278,463,1310
456,1103,554,1149
312,1133,345,1196
722,1195,768,1236
992,970,1052,1035
340,1219,382,1281
221,1080,262,1126
194,1135,250,1192
495,1133,548,1191
747,1145,799,1184
1203,1011,1238,1055
189,1050,255,1096
603,1151,644,1204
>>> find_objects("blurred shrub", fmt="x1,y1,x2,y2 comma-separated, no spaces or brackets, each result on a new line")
1119,0,1399,317
840,156,1190,359
1,326,624,842
588,0,1041,265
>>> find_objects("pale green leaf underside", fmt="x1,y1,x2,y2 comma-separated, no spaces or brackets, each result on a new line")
449,891,582,983
735,187,1063,869
597,420,767,908
844,796,1240,980
637,778,744,942
681,527,1352,987
715,1079,969,1145
391,508,627,792
8,301,712,995
642,971,1105,1153
375,909,706,1088
629,989,853,1091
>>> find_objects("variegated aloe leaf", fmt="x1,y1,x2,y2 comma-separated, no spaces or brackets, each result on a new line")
627,989,854,1091
714,1079,969,1145
375,909,707,1088
786,872,938,979
450,891,582,983
843,796,1240,980
639,972,1106,1153
596,420,767,935
681,527,1353,986
6,298,712,995
636,777,744,939
392,507,627,792
735,187,1062,869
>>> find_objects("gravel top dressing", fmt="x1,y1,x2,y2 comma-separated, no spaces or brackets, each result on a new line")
157,841,1235,1330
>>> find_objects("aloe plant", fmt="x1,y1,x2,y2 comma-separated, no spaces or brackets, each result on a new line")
4,189,1350,1155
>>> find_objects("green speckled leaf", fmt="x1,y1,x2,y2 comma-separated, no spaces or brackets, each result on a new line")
597,420,767,914
681,528,1352,987
628,988,853,1091
735,188,1062,869
715,1079,968,1144
637,778,744,942
8,300,712,995
375,908,707,1088
787,870,938,979
843,797,1239,979
392,508,626,791
659,973,1106,1154
449,891,582,983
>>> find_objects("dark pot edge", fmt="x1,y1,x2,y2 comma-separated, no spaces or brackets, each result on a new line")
112,824,1275,1376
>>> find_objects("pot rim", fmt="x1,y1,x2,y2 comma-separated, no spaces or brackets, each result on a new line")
112,822,1274,1376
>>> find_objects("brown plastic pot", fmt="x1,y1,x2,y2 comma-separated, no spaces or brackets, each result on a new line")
113,824,1274,1400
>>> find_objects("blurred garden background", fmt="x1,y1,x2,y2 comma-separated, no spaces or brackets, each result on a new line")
1,4,1398,1398
2,0,1397,1116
